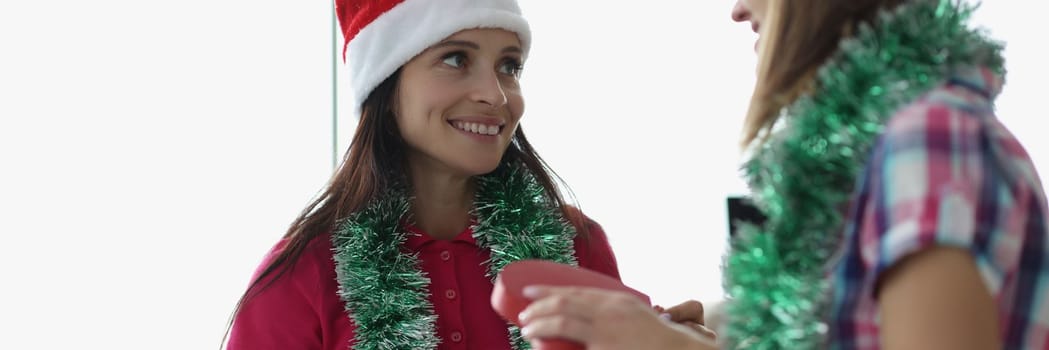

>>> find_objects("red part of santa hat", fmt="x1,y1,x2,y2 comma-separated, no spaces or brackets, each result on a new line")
335,0,531,118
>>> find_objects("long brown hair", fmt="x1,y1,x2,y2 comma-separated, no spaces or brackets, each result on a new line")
222,69,588,346
742,0,908,148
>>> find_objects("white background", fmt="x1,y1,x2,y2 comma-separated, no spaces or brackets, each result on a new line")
1,1,1044,349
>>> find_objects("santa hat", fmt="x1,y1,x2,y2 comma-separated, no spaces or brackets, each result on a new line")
335,0,531,118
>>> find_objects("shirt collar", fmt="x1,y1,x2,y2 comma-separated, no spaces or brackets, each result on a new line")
950,66,1004,99
402,222,478,251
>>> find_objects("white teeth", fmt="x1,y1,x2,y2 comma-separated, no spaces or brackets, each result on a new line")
452,121,501,136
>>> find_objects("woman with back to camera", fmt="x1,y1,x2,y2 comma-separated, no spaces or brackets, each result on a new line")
517,0,1049,349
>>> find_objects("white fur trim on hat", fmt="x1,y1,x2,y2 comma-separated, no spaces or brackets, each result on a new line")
344,0,531,119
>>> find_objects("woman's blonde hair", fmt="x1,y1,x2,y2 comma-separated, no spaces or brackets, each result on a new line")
742,0,908,148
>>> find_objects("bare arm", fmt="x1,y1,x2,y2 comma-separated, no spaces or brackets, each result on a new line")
878,247,1000,350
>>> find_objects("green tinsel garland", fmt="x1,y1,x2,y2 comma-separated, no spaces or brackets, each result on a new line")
723,0,1004,348
331,161,578,350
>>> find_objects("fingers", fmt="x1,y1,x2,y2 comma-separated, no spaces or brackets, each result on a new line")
662,301,716,342
679,321,718,341
518,286,640,344
665,300,705,325
520,315,593,344
519,286,601,325
522,285,607,300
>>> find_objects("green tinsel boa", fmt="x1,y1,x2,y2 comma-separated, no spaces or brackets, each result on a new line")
723,0,1004,348
331,161,578,350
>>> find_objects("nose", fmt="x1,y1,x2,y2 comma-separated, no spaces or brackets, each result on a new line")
470,70,508,109
731,0,751,22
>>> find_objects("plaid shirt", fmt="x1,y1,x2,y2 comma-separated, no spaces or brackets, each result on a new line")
829,67,1049,349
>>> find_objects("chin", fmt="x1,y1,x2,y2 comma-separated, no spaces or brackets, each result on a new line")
457,154,506,176
463,161,502,176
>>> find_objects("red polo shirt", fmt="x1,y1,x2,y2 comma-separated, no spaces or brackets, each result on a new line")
228,218,621,350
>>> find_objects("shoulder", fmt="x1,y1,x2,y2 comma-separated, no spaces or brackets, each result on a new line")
243,233,336,306
868,88,995,187
263,233,334,285
227,233,337,349
565,207,622,280
874,82,1035,194
882,97,983,149
877,71,1002,157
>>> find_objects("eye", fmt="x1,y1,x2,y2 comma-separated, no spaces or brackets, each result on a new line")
498,58,524,77
441,52,467,68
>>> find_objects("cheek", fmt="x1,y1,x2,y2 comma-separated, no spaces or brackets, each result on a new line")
751,0,768,20
396,83,446,124
392,87,415,129
397,70,458,115
392,88,432,143
507,89,525,123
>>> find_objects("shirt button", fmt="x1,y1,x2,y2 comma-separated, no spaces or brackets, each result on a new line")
450,331,463,343
445,289,456,300
440,250,451,261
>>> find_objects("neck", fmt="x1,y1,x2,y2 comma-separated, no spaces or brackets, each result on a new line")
407,156,475,240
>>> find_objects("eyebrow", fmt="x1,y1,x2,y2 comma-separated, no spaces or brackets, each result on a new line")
432,40,522,54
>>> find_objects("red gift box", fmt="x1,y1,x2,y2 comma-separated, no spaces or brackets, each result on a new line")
492,260,652,350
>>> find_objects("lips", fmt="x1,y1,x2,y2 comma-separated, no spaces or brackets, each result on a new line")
447,116,506,137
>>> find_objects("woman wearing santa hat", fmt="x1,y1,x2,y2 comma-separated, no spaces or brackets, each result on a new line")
221,0,659,349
